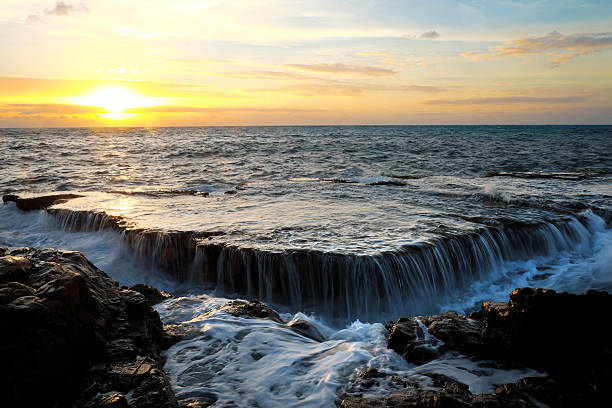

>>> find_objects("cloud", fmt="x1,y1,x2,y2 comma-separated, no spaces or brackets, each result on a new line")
2,104,106,115
26,14,43,23
356,51,396,57
44,2,89,16
125,106,323,114
166,58,235,65
462,31,612,64
425,96,590,105
214,70,324,81
284,63,397,76
248,82,443,96
420,30,440,40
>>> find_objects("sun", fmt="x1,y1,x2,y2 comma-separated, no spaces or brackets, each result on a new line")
74,87,156,120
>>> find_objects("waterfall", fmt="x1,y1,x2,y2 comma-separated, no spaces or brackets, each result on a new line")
43,207,609,321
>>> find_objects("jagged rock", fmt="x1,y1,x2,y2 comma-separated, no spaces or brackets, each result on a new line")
214,299,283,323
383,288,612,407
179,394,218,408
387,312,482,364
0,255,31,283
0,247,177,407
342,374,539,407
0,281,34,304
3,193,83,211
123,283,172,306
84,393,129,408
421,312,483,357
287,316,327,342
130,367,178,408
342,388,469,408
388,317,441,364
161,323,202,348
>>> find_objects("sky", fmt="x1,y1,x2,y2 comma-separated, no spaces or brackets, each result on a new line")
1,0,611,126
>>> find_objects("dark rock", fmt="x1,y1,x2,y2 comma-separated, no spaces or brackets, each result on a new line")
83,393,129,408
161,323,202,348
123,283,172,306
368,180,407,186
0,281,34,304
382,287,612,407
213,299,283,323
0,247,177,408
421,312,483,357
287,316,327,342
0,255,31,283
3,193,84,211
105,356,158,391
342,388,469,408
130,367,178,408
388,313,482,365
480,287,612,405
179,394,218,408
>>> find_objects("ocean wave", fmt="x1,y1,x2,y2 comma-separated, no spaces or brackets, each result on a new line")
106,189,210,197
484,169,612,180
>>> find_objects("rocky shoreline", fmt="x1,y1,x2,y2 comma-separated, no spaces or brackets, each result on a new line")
2,246,611,407
342,287,612,407
0,247,180,408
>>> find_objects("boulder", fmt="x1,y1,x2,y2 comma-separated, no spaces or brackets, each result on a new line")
286,316,327,342
123,283,172,306
0,247,177,407
383,287,612,407
213,299,283,323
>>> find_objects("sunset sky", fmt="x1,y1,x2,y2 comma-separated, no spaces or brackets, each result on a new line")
1,0,611,126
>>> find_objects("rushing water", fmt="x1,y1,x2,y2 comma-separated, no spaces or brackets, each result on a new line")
1,126,611,406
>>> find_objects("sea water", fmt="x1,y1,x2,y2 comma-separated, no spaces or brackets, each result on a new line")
1,125,611,406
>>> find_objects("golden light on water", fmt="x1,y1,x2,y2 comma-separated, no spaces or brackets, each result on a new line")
73,87,156,120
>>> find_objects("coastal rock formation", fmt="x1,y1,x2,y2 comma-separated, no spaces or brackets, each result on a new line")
3,193,83,211
348,288,612,407
0,247,178,408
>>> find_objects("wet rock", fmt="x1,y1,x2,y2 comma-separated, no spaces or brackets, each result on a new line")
130,367,178,408
287,316,327,342
106,356,158,391
0,255,31,283
342,373,536,407
123,283,172,306
481,287,612,405
388,312,483,364
382,288,612,407
368,180,407,186
179,394,218,408
421,312,483,357
496,377,564,407
83,393,129,408
0,247,177,407
215,299,283,323
161,323,202,348
3,193,84,211
0,281,34,304
342,388,469,408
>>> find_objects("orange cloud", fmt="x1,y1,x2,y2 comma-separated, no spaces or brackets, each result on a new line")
1,103,106,115
284,63,397,76
425,95,591,105
462,31,612,64
247,82,442,96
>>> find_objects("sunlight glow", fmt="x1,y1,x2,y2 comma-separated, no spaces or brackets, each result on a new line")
74,87,156,120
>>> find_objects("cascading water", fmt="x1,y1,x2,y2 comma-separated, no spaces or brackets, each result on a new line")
25,205,612,322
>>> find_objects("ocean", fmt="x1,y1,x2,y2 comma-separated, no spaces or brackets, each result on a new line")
1,125,611,406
